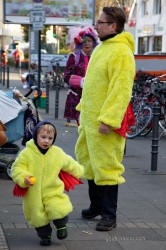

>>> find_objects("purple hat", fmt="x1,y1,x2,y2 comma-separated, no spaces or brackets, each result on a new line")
74,27,98,49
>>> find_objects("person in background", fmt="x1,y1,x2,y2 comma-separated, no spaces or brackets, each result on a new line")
75,6,136,231
12,120,84,246
0,47,8,66
63,27,98,127
12,46,24,69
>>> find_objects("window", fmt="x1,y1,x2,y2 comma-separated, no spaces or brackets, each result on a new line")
138,37,149,54
153,0,161,14
142,0,148,16
153,36,162,51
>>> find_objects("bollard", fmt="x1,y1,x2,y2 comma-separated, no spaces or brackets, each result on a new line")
151,102,160,171
124,142,126,156
45,77,50,114
0,64,2,84
54,79,60,119
6,65,10,89
2,65,5,86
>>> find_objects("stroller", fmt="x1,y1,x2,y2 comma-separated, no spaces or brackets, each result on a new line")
0,83,42,179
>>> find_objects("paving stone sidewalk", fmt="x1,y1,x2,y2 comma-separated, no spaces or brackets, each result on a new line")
1,69,166,250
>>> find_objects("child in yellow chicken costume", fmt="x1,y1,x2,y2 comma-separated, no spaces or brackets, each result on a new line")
75,7,136,231
12,120,84,246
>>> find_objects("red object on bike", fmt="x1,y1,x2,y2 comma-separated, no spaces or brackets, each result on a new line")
114,103,135,138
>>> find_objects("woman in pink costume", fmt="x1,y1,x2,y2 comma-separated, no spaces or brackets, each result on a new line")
64,27,98,127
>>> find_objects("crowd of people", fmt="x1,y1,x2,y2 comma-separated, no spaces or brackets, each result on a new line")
10,6,136,247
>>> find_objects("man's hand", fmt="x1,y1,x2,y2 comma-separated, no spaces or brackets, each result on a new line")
99,123,112,134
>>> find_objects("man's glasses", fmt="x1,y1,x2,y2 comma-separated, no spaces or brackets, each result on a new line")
95,20,112,25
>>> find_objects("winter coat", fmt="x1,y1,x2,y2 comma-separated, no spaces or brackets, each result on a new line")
12,139,84,227
75,32,136,185
63,51,89,121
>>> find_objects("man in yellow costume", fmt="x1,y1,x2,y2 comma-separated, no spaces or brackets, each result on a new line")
75,6,136,231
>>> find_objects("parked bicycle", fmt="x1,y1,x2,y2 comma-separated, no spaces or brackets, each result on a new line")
50,56,65,89
40,56,66,90
126,73,166,139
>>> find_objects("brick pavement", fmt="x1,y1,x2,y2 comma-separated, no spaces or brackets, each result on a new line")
1,69,166,250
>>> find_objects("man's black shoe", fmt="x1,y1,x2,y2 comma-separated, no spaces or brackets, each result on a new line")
96,217,117,231
57,226,67,240
82,208,100,219
40,236,51,246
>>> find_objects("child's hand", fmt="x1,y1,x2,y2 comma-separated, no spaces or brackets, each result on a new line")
24,176,36,186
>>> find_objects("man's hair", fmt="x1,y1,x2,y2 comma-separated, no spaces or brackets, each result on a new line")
103,7,126,33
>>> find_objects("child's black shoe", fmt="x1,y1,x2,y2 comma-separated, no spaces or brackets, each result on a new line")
57,226,67,240
40,236,51,246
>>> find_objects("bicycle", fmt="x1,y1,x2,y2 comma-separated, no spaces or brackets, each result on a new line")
50,57,65,90
139,74,166,137
40,57,66,90
126,96,153,139
126,73,166,139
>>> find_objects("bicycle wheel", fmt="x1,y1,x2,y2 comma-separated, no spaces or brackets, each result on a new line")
141,111,166,138
140,121,152,137
158,117,166,137
159,118,166,130
126,106,153,139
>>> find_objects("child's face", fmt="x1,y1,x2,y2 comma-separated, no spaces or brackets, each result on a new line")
37,127,54,149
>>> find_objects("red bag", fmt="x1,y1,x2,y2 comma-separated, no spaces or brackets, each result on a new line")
69,75,83,89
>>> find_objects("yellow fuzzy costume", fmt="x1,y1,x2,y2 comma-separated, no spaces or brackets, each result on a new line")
12,139,84,228
75,32,135,185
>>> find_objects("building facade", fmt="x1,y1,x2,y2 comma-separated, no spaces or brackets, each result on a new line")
0,1,23,49
130,0,166,54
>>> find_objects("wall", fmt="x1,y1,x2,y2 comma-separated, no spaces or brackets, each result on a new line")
0,1,23,48
134,0,166,53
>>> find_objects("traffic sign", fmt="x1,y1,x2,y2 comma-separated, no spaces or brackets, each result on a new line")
29,10,45,23
32,22,44,31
